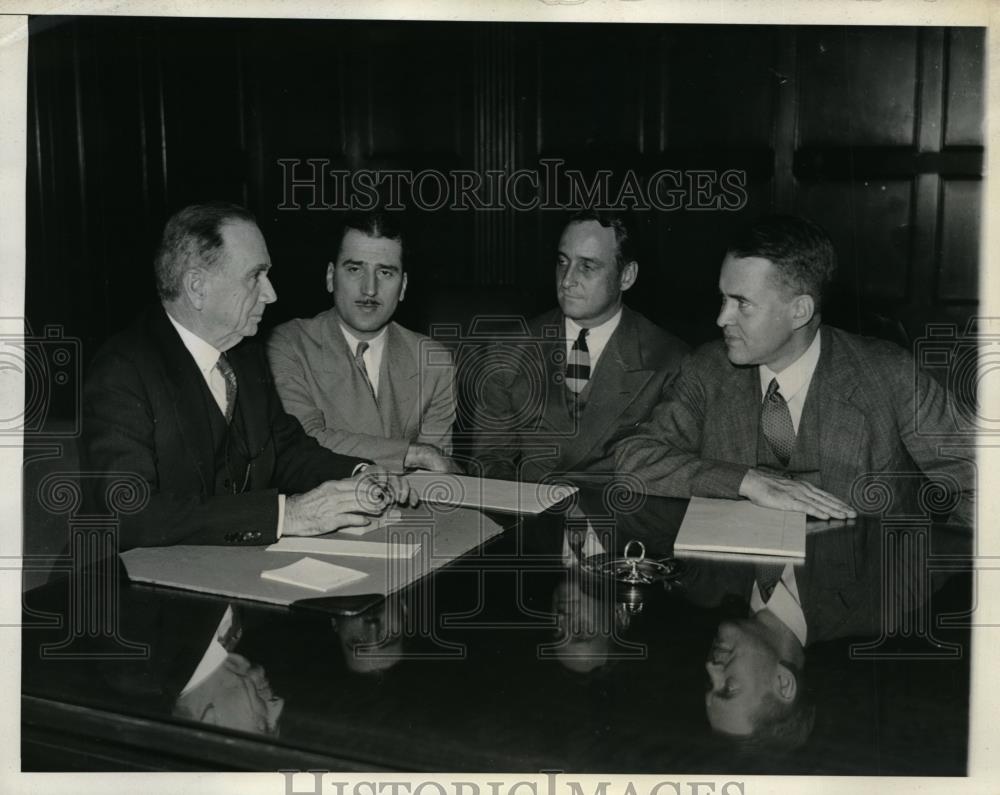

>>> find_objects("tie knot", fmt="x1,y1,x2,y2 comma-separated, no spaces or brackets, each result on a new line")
574,328,589,349
766,377,782,400
355,341,370,362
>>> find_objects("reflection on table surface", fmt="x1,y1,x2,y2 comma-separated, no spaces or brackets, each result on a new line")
22,492,973,774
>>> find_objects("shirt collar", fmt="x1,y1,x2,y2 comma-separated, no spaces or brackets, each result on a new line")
565,307,623,348
338,322,389,359
165,309,222,375
759,327,822,402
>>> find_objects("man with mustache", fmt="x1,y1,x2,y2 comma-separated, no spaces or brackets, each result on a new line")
615,215,973,522
471,210,688,483
268,210,457,473
81,202,413,549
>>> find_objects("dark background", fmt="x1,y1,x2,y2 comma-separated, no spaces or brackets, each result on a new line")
26,17,984,420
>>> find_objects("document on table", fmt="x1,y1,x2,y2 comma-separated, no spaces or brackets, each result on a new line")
260,557,368,592
674,497,806,558
266,537,421,559
405,472,577,514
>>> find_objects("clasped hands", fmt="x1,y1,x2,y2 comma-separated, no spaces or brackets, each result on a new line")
284,466,418,537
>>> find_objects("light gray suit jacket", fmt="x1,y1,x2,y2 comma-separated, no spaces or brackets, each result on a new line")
615,325,974,524
267,308,455,471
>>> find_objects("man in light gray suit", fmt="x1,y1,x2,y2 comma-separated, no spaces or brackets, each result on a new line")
615,215,974,523
268,211,456,473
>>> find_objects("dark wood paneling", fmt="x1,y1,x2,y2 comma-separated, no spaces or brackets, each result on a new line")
937,178,981,302
660,26,779,149
945,28,985,147
795,179,914,303
797,27,919,147
536,25,648,156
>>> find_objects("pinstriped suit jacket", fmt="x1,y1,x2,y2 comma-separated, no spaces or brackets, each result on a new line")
615,326,974,524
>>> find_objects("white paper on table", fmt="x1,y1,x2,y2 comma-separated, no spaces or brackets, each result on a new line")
673,497,806,558
266,536,421,559
260,557,368,592
405,472,577,514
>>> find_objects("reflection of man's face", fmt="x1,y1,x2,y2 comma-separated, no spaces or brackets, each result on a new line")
552,578,613,673
716,254,800,372
173,653,283,735
704,619,780,735
327,229,406,341
335,600,406,674
200,221,277,351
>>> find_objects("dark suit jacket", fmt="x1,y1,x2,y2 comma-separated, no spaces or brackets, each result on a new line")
268,308,456,471
80,305,367,549
615,325,974,523
471,306,688,483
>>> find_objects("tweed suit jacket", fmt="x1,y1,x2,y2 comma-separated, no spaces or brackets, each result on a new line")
614,325,974,524
80,305,367,550
471,306,688,483
267,308,456,472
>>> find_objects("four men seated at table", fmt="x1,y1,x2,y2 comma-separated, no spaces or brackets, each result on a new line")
80,203,974,548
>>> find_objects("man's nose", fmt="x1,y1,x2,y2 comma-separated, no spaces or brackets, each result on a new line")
560,264,577,289
716,299,733,328
361,271,378,296
260,275,277,304
705,660,725,689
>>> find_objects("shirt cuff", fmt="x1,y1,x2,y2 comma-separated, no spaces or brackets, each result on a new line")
276,493,285,538
352,462,370,477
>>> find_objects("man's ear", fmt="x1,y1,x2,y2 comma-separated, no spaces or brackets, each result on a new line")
619,261,638,292
790,294,815,330
774,662,799,703
399,272,408,302
325,262,335,293
183,268,207,310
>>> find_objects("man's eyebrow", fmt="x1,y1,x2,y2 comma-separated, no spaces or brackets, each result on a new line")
720,289,750,302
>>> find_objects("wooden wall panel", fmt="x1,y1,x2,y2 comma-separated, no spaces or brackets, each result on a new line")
945,28,985,147
797,27,919,147
938,178,981,302
795,180,913,303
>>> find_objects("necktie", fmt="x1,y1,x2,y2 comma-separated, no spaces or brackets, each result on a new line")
355,341,376,401
565,328,591,394
215,354,238,423
755,562,786,602
761,377,795,467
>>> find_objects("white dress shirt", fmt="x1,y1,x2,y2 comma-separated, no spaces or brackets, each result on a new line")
565,307,623,374
751,562,808,646
758,328,822,434
180,605,234,696
339,323,389,398
165,310,286,537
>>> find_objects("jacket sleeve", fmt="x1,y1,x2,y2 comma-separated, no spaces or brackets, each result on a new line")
613,351,749,499
81,348,283,550
468,343,523,480
416,344,456,456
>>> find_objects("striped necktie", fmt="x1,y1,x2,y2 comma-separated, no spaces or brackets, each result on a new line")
761,377,795,468
565,328,591,394
215,354,238,423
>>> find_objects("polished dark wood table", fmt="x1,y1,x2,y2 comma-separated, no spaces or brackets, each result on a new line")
22,491,973,774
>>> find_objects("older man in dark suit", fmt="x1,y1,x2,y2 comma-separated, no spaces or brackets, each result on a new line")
81,202,413,550
471,210,688,483
615,215,974,522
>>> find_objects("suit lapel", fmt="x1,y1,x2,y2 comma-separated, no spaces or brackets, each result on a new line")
538,311,575,437
320,310,385,434
718,364,760,468
564,308,654,467
149,306,216,491
381,324,419,436
813,327,868,495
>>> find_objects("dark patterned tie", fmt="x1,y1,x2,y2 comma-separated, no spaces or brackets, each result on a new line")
215,354,238,423
354,341,376,401
565,328,591,394
761,377,795,468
